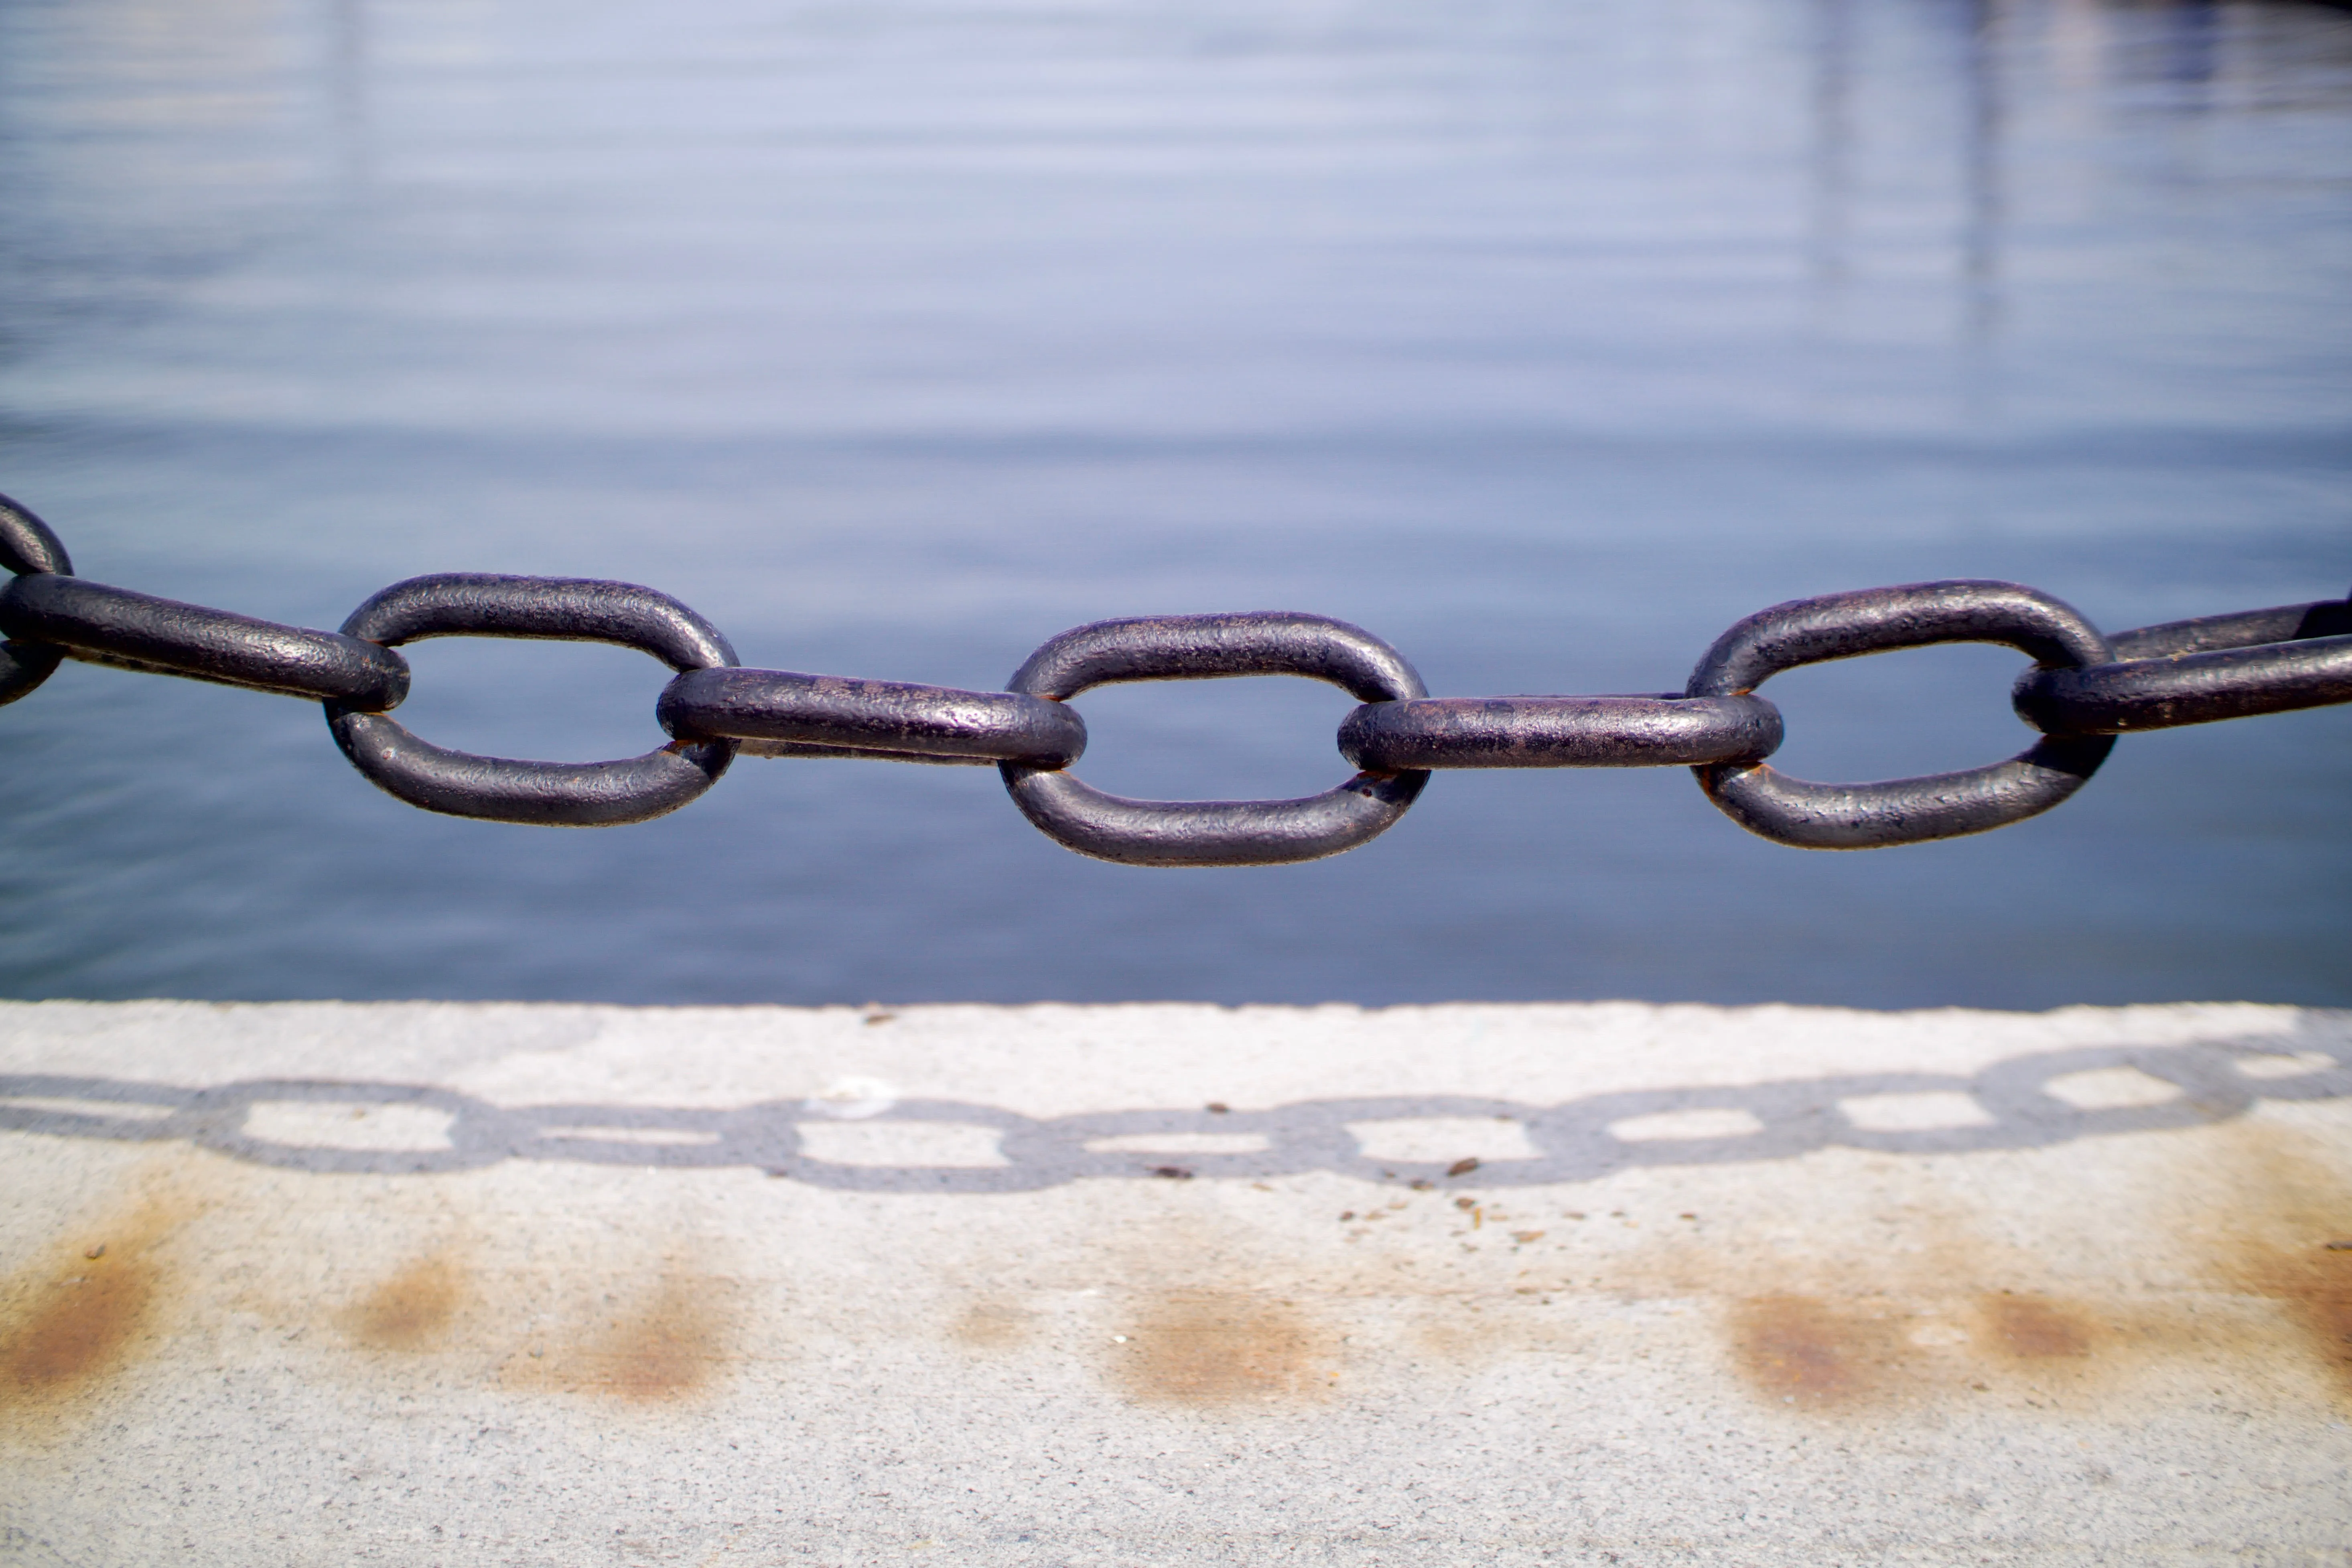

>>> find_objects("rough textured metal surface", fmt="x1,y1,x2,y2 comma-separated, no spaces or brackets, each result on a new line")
1686,580,2115,692
0,575,411,708
326,714,737,828
0,495,71,579
2017,636,2352,735
0,638,61,712
2,492,2346,856
2104,597,2352,661
1002,613,1432,866
1339,693,1781,771
339,573,738,672
1686,581,2119,848
328,574,739,826
2018,596,2352,735
660,667,1086,766
0,999,2346,1565
0,494,71,710
998,766,1431,867
1007,611,1427,705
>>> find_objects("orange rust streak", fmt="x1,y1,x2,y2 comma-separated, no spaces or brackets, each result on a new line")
2240,1241,2352,1397
950,1300,1031,1352
1982,1295,2093,1360
512,1273,729,1404
0,1191,197,1412
2199,1124,2352,1401
600,1278,714,1402
1115,1292,1332,1408
347,1253,464,1352
0,1255,159,1404
1732,1295,1866,1405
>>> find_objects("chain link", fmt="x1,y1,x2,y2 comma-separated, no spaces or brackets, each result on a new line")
2,490,2345,864
325,574,743,826
999,612,1431,866
1683,581,2120,849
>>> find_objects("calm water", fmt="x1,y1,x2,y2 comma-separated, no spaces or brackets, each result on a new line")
0,0,2345,1008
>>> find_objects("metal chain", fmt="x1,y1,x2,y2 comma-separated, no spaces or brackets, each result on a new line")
3,490,2346,864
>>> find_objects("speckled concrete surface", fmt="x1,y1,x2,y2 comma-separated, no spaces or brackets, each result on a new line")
1,1000,2348,1566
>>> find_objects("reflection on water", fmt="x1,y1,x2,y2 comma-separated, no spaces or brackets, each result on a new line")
0,0,2345,1007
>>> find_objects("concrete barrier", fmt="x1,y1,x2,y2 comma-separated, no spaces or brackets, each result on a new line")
2,999,2348,1565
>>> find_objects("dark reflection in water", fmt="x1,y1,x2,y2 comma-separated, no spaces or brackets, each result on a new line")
0,0,2344,1008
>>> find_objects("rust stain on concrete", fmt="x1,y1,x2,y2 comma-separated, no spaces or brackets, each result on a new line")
6,1092,2345,1430
599,1274,720,1402
0,1174,207,1418
0,1241,162,1408
950,1298,1033,1353
1729,1294,1901,1407
1692,1120,2352,1412
511,1270,734,1404
345,1252,466,1352
1114,1291,1333,1408
1980,1294,2093,1360
2259,1239,2352,1396
2197,1124,2352,1400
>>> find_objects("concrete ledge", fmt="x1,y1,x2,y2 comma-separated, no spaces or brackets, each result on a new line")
2,1000,2348,1565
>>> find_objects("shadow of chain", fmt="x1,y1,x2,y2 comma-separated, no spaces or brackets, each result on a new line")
1,1032,2344,1191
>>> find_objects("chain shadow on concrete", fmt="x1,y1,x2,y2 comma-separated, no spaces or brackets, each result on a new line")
1,1031,2346,1193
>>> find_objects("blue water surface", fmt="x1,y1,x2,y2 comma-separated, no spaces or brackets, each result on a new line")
0,0,2346,1006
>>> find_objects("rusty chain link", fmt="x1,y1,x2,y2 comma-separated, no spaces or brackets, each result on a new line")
2,490,2346,864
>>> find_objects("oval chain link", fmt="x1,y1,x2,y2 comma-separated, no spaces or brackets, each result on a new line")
0,494,74,708
999,612,1431,867
327,574,738,827
1683,580,2119,849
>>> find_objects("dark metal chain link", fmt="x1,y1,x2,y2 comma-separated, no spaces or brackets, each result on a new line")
3,491,2346,865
